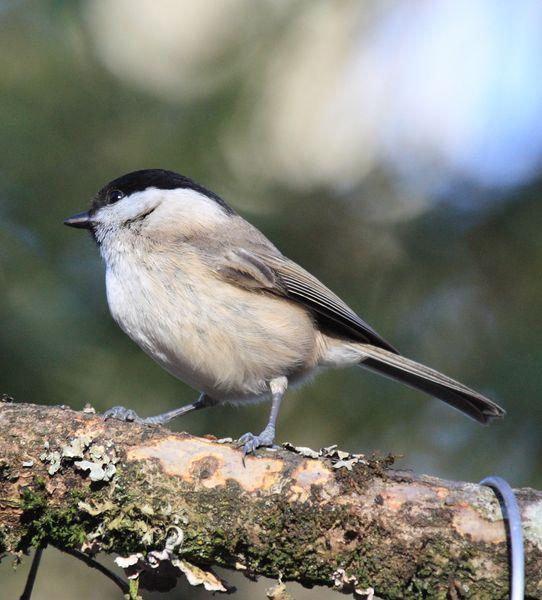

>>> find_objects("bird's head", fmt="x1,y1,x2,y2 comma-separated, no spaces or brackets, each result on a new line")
64,169,234,246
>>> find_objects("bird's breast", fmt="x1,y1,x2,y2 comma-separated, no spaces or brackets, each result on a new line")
104,252,319,399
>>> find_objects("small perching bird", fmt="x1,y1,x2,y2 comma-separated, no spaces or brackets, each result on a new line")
64,169,505,456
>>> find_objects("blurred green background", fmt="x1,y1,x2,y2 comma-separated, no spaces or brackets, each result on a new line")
1,0,541,598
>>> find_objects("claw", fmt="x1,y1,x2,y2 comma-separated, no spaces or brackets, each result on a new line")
237,428,276,466
237,432,253,446
102,406,142,424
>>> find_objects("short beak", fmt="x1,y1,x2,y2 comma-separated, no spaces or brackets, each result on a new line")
63,211,93,229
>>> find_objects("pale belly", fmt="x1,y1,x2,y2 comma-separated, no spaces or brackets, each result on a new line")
105,261,319,400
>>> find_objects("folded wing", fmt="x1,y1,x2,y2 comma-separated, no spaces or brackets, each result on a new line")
213,247,398,353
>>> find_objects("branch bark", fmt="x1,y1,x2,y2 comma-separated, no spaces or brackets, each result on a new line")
0,400,541,599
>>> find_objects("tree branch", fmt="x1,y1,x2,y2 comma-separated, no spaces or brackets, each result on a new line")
0,400,541,599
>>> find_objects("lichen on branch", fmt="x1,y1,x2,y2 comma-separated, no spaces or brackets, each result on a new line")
0,400,541,599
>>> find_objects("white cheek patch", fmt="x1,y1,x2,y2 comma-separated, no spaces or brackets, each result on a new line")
94,187,228,231
149,188,229,229
94,188,163,227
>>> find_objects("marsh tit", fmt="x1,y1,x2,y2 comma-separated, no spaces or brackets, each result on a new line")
64,169,505,456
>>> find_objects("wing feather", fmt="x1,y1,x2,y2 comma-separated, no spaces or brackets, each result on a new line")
262,254,398,352
213,247,398,353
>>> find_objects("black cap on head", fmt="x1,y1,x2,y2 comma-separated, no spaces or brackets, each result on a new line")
92,169,234,214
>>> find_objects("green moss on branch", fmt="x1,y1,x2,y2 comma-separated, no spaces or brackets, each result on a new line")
1,401,541,599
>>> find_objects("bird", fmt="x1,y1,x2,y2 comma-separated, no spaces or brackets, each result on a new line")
64,169,505,457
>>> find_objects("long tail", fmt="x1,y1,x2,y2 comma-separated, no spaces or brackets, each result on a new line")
357,345,505,423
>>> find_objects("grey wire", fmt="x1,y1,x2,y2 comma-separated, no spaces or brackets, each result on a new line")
19,546,44,600
480,476,524,600
19,543,130,598
55,545,129,595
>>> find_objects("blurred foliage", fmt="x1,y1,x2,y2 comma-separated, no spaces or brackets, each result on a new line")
1,1,541,598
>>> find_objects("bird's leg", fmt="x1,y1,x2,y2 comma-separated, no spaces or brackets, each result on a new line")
102,393,214,425
238,376,287,459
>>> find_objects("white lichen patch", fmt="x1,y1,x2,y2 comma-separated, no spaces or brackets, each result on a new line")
114,526,227,593
333,567,357,589
282,442,367,469
175,559,228,592
88,444,107,461
39,447,62,475
266,579,294,600
61,435,92,459
332,568,375,598
332,458,359,471
355,587,376,599
78,499,116,516
283,442,319,458
39,434,118,481
115,553,142,570
164,526,184,552
78,498,187,557
74,460,116,482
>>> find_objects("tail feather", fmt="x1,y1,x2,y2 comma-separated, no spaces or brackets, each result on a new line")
358,346,505,424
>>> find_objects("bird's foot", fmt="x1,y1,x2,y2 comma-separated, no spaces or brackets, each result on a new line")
102,406,144,424
103,399,206,426
237,426,276,462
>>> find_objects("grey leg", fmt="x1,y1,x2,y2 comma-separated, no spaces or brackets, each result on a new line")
103,393,214,425
238,377,287,459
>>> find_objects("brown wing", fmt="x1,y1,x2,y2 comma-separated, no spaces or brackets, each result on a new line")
211,245,505,424
213,248,398,353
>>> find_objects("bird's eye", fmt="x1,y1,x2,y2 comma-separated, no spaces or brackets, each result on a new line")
108,189,125,203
